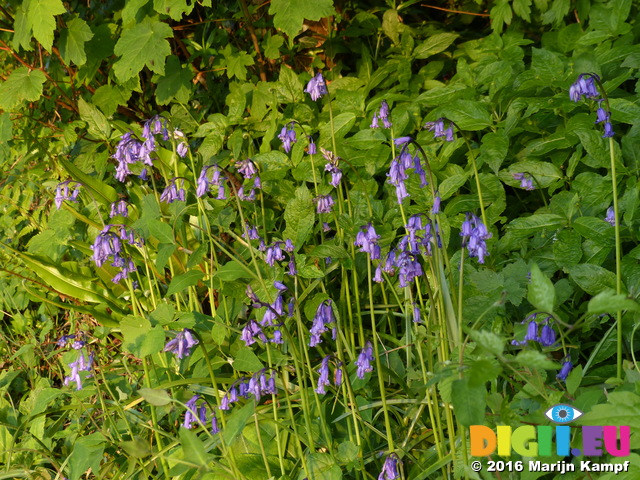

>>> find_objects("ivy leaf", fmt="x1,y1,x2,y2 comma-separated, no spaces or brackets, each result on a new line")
113,16,173,82
27,0,66,51
269,0,335,40
0,67,46,110
59,16,94,66
156,55,192,104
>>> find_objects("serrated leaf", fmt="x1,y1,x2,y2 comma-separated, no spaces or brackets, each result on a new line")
552,229,582,267
28,0,65,51
13,6,32,51
166,270,205,296
222,45,254,80
413,33,458,59
68,433,105,480
269,0,335,39
283,186,315,249
156,55,192,105
300,453,343,480
113,16,173,81
59,16,94,66
452,378,486,426
0,67,46,110
588,289,640,314
139,388,172,406
78,97,111,140
528,263,555,312
568,264,618,295
580,391,640,427
573,216,615,247
92,84,131,117
153,0,193,21
468,330,505,356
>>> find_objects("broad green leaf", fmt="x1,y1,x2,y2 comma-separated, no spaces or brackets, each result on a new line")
413,33,458,59
468,330,505,356
92,84,132,117
233,347,264,372
13,6,32,51
565,364,582,396
59,16,94,66
78,97,111,140
28,0,65,51
580,391,640,427
416,83,469,107
179,428,210,466
166,270,205,296
253,151,291,180
264,34,285,59
274,67,304,103
515,350,559,370
69,433,105,480
113,16,173,81
573,216,615,247
148,219,174,243
120,315,165,358
214,261,254,281
156,55,192,105
491,0,512,32
269,0,335,39
319,112,356,141
528,263,555,312
139,387,172,406
552,229,582,267
479,132,509,173
442,100,492,130
153,0,193,21
300,453,343,480
58,157,118,206
451,378,486,426
381,9,401,45
507,160,562,188
568,264,618,295
156,243,175,270
513,0,532,21
222,45,254,80
507,214,566,237
283,186,315,250
588,289,640,314
0,67,46,110
222,401,254,445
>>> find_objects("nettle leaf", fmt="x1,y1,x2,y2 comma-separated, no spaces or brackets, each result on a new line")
59,16,94,66
27,0,66,51
0,67,46,110
587,289,640,314
113,16,173,82
269,0,335,40
452,378,486,426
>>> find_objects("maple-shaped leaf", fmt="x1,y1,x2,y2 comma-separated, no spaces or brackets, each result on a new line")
0,67,46,110
269,0,335,39
27,0,66,51
113,16,173,82
59,16,94,66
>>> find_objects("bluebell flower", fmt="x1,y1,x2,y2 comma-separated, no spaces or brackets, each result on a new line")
413,304,421,323
354,224,381,260
160,178,186,203
314,194,334,214
163,329,199,359
309,300,335,347
539,321,556,347
109,200,129,218
378,453,400,480
460,213,491,263
211,410,220,434
307,137,317,155
265,242,285,266
556,359,573,381
305,72,328,101
278,123,297,153
371,100,392,129
513,173,535,191
241,319,268,346
432,195,441,214
183,395,200,429
605,206,615,226
113,132,153,182
524,320,540,343
54,180,81,209
284,239,295,252
316,355,331,394
425,118,455,141
287,257,297,276
322,149,342,187
355,341,374,379
569,73,600,102
63,350,94,390
394,136,412,146
602,121,615,138
236,158,258,179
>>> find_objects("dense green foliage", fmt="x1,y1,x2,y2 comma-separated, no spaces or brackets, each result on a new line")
1,0,639,479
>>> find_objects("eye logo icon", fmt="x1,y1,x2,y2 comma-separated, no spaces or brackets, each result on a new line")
545,404,583,424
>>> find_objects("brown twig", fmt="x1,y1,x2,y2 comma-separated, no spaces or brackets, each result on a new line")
421,4,490,17
238,0,268,82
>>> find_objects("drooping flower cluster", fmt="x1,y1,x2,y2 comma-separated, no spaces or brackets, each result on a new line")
181,394,221,434
262,240,297,275
54,180,81,209
309,299,336,347
160,177,186,203
219,369,278,411
173,128,189,157
305,72,328,101
196,164,226,199
556,358,573,381
424,118,455,142
109,200,129,218
355,341,374,379
354,223,381,260
371,100,392,129
569,73,614,138
460,213,491,263
386,138,428,204
314,194,335,214
58,333,93,390
163,328,199,359
374,214,440,287
321,148,342,188
605,206,616,226
236,158,262,201
242,283,292,346
315,355,343,394
278,122,297,153
512,173,535,190
511,314,557,347
90,224,142,284
378,453,401,480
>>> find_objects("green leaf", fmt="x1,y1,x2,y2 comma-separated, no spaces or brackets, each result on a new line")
13,6,32,51
572,217,615,247
28,0,65,51
214,261,254,281
274,67,304,103
513,0,532,21
59,16,94,66
413,33,458,59
233,347,264,372
479,132,509,173
581,391,640,427
381,9,402,45
507,214,566,237
0,67,46,110
148,219,174,243
468,330,505,356
264,34,285,59
58,157,118,206
269,0,335,39
253,151,291,180
552,229,582,267
78,97,111,140
588,289,640,314
490,0,513,32
179,428,210,466
166,270,205,297
92,84,132,117
153,0,193,21
528,262,556,312
451,378,486,426
139,387,172,406
222,402,254,445
565,364,582,396
120,315,165,358
568,264,618,295
319,112,356,141
113,16,173,82
515,350,559,370
68,433,105,480
300,453,343,480
442,100,492,130
222,45,254,81
156,55,192,105
156,243,175,270
283,186,315,249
